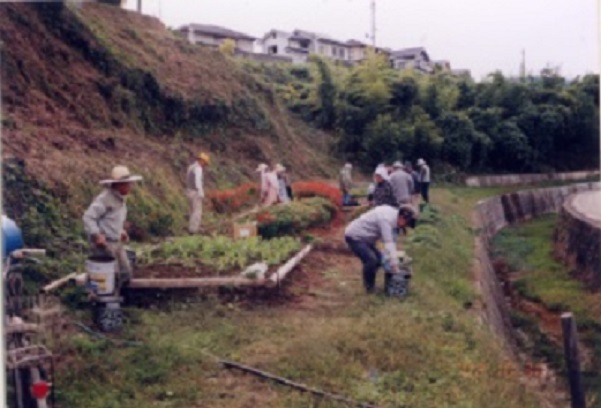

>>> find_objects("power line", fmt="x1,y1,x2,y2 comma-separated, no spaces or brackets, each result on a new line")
370,0,376,47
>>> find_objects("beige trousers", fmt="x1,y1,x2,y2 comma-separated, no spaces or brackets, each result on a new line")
187,190,203,233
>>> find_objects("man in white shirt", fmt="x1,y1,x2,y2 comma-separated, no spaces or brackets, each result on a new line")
186,152,210,233
344,204,417,293
417,158,431,204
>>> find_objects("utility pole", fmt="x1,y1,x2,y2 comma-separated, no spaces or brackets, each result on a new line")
137,0,142,13
370,0,376,47
520,49,526,80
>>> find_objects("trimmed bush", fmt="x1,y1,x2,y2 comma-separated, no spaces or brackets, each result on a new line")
207,182,258,214
254,197,337,238
291,180,342,207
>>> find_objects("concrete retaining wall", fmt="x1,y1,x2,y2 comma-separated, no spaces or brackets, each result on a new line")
466,171,599,188
472,182,601,352
554,192,601,290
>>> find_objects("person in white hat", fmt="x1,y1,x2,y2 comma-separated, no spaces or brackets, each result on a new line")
372,166,396,207
262,164,280,207
389,160,414,206
83,165,143,286
186,152,210,234
416,158,431,204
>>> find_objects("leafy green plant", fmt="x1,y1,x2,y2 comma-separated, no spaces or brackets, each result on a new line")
137,235,301,274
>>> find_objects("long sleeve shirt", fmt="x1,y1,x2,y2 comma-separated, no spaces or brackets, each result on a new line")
82,188,127,242
373,180,397,207
389,170,414,204
420,165,431,183
344,205,399,267
186,162,204,197
339,169,353,191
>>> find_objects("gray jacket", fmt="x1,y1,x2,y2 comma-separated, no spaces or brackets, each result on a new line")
339,168,353,192
420,165,431,183
389,170,414,205
83,188,127,242
186,162,204,197
345,205,399,266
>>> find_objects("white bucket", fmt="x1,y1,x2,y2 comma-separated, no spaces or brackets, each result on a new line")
86,256,117,295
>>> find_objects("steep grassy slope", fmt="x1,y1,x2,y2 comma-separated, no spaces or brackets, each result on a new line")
0,2,337,244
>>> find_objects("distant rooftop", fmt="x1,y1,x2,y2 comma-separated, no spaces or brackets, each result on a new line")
346,39,368,47
179,23,256,41
390,47,428,58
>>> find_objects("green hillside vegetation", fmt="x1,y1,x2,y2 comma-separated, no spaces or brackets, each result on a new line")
0,2,337,271
243,51,599,174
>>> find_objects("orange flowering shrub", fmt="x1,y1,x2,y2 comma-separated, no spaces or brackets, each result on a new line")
291,180,342,208
207,182,258,214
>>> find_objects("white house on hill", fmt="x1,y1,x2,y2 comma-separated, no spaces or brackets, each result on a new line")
390,47,433,73
260,29,351,64
178,23,256,53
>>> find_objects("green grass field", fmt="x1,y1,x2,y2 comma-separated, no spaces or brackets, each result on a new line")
54,188,544,407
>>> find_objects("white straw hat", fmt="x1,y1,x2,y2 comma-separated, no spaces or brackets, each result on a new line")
99,165,143,185
256,163,268,172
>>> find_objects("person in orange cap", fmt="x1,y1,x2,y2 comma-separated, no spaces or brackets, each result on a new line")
186,152,210,233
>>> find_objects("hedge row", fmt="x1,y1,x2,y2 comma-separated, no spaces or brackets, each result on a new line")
253,197,337,238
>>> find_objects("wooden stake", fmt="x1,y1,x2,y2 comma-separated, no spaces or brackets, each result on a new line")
561,312,586,408
270,245,313,286
40,273,77,293
128,277,268,289
221,359,378,408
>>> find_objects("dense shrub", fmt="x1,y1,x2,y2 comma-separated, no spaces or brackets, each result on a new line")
207,182,258,214
276,50,599,173
253,197,337,238
291,180,342,207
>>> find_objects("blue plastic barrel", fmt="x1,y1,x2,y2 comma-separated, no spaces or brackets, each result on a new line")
2,215,24,260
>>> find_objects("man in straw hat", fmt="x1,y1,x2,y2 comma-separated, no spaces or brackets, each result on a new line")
186,152,210,234
83,165,143,285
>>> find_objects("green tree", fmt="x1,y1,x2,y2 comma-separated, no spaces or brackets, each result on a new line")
437,112,478,169
409,107,443,162
219,39,236,56
363,114,403,166
311,56,337,129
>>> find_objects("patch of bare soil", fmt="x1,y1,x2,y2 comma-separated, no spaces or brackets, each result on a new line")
490,258,572,407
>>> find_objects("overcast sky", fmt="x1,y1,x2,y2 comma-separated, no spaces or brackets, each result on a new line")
124,0,599,80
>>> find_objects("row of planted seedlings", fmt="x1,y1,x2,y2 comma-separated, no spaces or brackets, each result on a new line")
130,181,341,288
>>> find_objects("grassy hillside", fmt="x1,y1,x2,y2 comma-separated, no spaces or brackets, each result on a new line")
0,2,337,247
